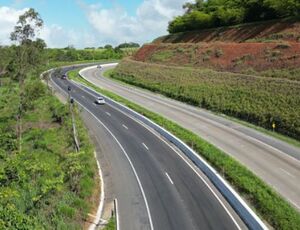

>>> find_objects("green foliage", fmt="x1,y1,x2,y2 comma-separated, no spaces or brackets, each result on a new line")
103,217,116,230
0,76,97,228
112,59,300,140
117,42,140,49
71,69,300,230
46,47,123,62
168,0,300,33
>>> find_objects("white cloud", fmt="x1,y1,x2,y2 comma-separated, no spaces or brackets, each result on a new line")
40,24,98,48
0,1,190,48
0,6,28,45
83,0,189,45
0,6,97,48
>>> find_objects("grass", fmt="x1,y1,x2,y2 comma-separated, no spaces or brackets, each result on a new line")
111,59,300,141
103,217,116,230
69,68,300,230
102,68,300,148
0,72,97,229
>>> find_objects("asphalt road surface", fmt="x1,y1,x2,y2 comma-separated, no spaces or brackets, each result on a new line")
81,64,300,211
51,68,248,230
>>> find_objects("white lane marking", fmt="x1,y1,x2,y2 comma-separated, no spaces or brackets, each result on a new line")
74,101,154,230
103,104,243,230
122,124,128,130
65,77,246,229
106,112,111,117
165,172,174,185
82,95,85,98
279,168,295,178
142,143,149,150
115,199,120,230
70,79,242,229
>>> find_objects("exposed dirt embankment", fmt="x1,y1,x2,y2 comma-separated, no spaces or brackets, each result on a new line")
133,19,300,80
133,42,300,80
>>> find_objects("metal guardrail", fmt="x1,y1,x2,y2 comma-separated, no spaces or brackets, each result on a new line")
78,66,268,230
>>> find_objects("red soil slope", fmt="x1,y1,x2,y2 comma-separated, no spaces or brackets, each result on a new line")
133,19,300,74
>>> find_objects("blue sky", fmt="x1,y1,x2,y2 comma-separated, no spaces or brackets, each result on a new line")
0,0,189,48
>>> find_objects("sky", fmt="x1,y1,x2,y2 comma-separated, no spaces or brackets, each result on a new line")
0,0,191,48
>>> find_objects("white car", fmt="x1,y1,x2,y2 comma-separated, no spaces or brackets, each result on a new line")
97,65,102,69
95,96,105,105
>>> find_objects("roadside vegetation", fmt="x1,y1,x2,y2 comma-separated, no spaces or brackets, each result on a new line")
111,59,300,141
46,46,136,63
69,68,300,230
168,0,300,33
0,8,101,229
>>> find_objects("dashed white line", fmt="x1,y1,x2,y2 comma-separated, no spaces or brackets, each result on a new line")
279,168,295,178
142,143,149,150
165,172,174,185
82,95,85,98
74,100,154,230
106,112,111,116
122,124,128,130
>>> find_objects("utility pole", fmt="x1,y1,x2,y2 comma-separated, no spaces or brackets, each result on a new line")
68,86,80,152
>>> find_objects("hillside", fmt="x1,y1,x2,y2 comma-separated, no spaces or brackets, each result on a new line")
133,19,300,80
112,19,300,140
158,18,300,43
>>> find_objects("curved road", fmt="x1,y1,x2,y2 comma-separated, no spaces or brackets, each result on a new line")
81,64,300,211
50,67,248,230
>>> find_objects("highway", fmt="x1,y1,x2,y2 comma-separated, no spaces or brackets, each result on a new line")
50,66,248,230
81,64,300,211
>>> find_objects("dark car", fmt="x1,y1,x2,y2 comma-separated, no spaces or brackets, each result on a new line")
61,74,67,79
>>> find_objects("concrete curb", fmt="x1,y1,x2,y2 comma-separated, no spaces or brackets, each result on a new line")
79,65,268,230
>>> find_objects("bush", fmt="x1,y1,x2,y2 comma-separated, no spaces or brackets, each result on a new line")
168,0,300,33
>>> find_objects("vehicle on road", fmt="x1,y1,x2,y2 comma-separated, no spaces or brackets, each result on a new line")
97,65,102,69
95,96,105,105
61,74,67,79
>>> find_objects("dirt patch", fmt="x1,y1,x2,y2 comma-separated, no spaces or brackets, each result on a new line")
133,42,300,75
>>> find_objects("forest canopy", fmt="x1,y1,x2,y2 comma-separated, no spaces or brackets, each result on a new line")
168,0,300,33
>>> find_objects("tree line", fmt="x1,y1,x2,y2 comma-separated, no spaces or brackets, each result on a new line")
168,0,300,33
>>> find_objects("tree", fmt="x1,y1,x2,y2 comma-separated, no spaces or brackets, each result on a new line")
10,8,45,153
104,44,113,49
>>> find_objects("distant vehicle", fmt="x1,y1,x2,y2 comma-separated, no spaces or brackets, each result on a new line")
97,65,102,69
61,74,67,79
95,96,105,105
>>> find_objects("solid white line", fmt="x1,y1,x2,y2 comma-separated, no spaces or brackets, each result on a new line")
106,112,111,117
115,199,120,230
142,143,149,150
70,78,242,229
279,168,295,178
74,101,154,230
165,172,174,185
63,74,253,229
122,124,128,130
